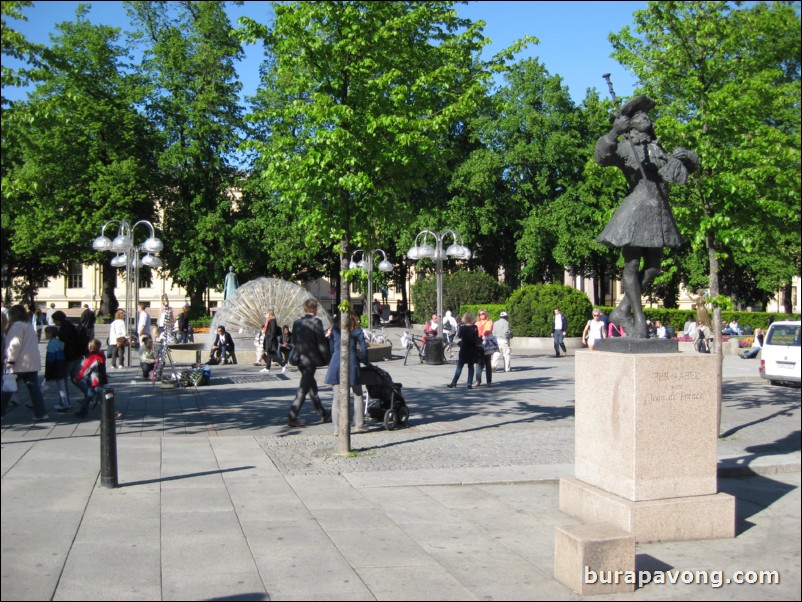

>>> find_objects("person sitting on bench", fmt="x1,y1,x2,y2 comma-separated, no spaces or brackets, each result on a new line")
209,325,237,364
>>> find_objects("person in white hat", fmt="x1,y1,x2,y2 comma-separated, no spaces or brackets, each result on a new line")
492,311,512,372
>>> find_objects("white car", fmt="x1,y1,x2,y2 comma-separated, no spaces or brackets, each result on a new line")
759,320,801,386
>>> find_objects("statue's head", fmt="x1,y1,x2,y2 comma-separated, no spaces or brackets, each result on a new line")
229,265,234,272
620,94,655,117
621,94,656,140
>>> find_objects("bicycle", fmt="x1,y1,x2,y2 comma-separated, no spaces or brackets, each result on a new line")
400,331,425,365
365,326,387,345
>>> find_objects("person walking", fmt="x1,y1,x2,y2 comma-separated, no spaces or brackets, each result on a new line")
443,310,458,357
492,311,512,373
447,312,479,389
371,298,382,330
79,304,96,341
74,339,115,419
551,307,568,357
45,303,57,327
582,310,606,350
287,298,332,428
474,309,494,386
51,310,85,404
260,310,279,373
325,310,368,434
2,304,48,421
43,325,71,412
108,309,128,369
34,307,45,341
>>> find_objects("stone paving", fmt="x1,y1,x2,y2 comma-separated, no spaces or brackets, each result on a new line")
1,326,800,600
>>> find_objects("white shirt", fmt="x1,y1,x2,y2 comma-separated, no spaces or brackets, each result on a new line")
138,310,151,336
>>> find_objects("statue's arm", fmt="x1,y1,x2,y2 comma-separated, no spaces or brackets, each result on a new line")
658,147,700,185
594,115,630,167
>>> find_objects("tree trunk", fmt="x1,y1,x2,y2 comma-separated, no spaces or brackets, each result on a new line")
781,282,792,314
100,258,118,318
336,235,352,454
706,231,724,436
21,266,37,309
188,288,205,318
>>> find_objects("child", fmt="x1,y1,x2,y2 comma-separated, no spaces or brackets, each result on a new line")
74,339,112,419
43,325,71,412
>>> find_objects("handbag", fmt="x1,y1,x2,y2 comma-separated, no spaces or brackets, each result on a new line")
2,371,17,393
116,336,129,347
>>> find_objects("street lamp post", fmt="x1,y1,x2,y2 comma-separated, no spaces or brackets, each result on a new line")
349,249,393,330
92,220,163,365
407,229,471,337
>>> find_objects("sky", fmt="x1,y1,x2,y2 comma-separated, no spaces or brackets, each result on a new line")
4,0,646,104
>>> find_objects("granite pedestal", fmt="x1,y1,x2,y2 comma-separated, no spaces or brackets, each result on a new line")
561,350,735,542
554,349,735,594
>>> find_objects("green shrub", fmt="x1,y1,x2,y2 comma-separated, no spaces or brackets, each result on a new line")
191,314,214,328
507,283,593,337
411,271,509,323
460,304,507,322
640,308,799,334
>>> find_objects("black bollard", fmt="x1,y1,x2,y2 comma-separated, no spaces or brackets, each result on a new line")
99,386,118,488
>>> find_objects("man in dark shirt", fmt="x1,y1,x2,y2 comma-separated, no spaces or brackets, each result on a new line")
288,298,331,428
51,310,84,406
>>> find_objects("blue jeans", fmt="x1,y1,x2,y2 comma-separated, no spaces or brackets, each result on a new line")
450,359,475,387
553,331,567,355
1,371,47,419
74,378,101,416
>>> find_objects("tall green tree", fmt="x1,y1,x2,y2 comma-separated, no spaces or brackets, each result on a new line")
238,1,526,450
449,58,582,285
127,0,245,310
610,0,801,345
2,5,158,311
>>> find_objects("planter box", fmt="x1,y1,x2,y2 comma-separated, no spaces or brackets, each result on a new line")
510,337,584,352
367,343,392,362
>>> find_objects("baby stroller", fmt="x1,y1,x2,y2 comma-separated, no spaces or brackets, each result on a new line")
361,363,409,430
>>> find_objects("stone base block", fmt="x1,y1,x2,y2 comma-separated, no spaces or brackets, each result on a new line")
554,523,635,595
575,350,720,501
559,477,736,543
367,343,392,362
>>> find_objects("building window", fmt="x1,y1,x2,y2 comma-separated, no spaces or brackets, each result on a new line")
138,268,153,290
68,301,82,309
68,262,83,289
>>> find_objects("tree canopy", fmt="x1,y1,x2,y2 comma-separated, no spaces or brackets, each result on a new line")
1,0,799,317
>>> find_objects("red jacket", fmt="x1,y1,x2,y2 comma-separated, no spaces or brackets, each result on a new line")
75,351,106,387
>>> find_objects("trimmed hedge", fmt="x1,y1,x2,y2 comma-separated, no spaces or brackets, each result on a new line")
460,305,508,322
411,271,509,324
595,305,799,333
506,284,593,337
